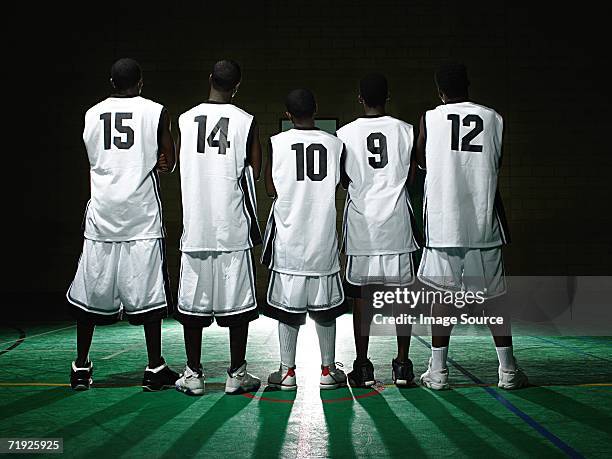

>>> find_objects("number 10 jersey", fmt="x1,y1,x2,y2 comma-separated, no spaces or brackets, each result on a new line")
82,96,164,242
262,128,344,276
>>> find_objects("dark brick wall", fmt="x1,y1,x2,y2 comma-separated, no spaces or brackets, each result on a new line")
7,2,611,305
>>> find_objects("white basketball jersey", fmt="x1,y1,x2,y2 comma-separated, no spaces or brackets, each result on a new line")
337,115,420,255
82,96,164,242
262,128,344,276
179,101,260,252
424,101,508,248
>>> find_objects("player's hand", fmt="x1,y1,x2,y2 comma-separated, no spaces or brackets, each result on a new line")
156,154,169,172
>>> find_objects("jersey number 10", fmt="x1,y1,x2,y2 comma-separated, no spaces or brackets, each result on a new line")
292,143,328,181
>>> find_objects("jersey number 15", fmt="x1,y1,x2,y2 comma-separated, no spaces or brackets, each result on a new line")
100,112,134,150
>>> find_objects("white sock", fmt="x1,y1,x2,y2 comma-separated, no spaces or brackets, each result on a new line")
431,346,448,371
278,322,299,368
315,320,336,367
496,346,516,371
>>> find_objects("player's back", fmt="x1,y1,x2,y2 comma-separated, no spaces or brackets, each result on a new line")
179,101,259,252
82,95,164,241
424,101,506,247
337,115,419,255
265,128,344,275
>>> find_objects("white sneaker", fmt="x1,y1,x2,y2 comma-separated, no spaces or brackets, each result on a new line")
498,359,528,390
225,361,261,394
175,365,205,396
420,358,450,390
268,364,297,391
320,363,347,390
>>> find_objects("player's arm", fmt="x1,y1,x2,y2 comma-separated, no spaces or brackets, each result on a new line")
264,139,277,197
246,119,262,180
340,144,350,190
414,114,426,170
156,108,176,173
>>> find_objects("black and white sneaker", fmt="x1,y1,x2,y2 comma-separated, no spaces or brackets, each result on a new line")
347,358,375,388
70,361,93,391
142,358,179,392
392,358,415,387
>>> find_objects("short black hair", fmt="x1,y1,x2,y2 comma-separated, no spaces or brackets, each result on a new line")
110,58,142,91
359,73,388,107
285,89,316,119
435,62,470,98
211,60,241,91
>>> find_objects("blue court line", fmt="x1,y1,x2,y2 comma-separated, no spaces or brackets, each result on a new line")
414,335,584,459
530,336,612,363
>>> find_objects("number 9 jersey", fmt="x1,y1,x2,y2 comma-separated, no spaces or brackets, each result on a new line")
337,115,420,256
82,95,165,241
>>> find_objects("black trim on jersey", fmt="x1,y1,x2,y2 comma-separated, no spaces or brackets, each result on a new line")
81,200,91,232
109,94,140,98
261,205,277,268
340,193,350,253
294,126,321,130
422,113,427,142
494,189,511,244
239,168,263,247
150,170,166,238
444,99,470,105
358,114,387,118
406,186,424,248
423,195,430,246
204,100,231,104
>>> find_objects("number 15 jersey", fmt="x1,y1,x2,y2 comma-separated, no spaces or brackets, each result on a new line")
262,128,344,276
424,101,507,248
82,96,164,242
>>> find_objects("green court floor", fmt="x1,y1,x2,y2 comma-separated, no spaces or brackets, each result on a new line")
0,317,610,458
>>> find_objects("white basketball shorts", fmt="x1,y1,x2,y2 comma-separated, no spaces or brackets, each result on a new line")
177,250,257,324
345,252,417,287
67,238,171,323
417,247,506,299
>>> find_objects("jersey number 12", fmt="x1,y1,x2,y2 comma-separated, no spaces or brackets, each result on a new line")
447,114,483,152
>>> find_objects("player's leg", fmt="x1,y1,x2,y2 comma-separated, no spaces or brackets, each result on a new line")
119,239,179,392
264,271,306,390
344,257,375,388
308,273,347,390
486,297,528,389
75,321,95,367
212,250,260,394
67,239,122,390
267,320,300,390
174,251,213,396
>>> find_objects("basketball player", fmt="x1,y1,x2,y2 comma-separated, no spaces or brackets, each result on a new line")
337,74,421,388
174,60,261,396
416,62,528,390
262,89,347,391
67,58,179,391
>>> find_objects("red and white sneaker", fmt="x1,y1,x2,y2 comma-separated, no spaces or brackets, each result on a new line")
320,363,347,390
268,364,297,391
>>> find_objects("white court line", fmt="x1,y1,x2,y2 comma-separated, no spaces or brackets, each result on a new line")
0,325,75,348
100,348,132,360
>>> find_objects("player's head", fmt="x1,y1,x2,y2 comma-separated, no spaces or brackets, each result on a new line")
110,58,143,93
435,62,470,102
285,88,317,122
210,59,242,95
359,73,389,108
